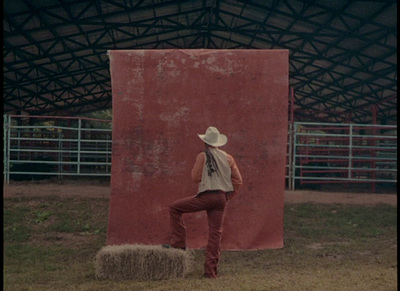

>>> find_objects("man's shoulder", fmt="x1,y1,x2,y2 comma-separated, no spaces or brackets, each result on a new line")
216,148,231,156
196,151,206,160
215,149,234,161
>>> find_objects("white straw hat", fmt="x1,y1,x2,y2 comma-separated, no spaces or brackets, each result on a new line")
198,126,228,147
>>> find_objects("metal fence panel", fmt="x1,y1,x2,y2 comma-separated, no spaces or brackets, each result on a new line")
4,116,397,190
289,122,397,190
3,115,112,184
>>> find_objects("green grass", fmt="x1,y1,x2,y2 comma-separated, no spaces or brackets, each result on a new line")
4,205,33,242
3,197,397,291
285,203,396,241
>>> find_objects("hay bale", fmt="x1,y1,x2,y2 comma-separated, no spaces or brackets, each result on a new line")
94,244,193,280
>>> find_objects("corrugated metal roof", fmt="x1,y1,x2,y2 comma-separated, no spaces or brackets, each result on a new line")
3,0,397,124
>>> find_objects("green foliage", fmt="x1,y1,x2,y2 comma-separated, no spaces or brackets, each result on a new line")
4,206,32,242
33,210,53,224
81,109,112,129
48,212,75,232
4,224,32,242
4,206,30,225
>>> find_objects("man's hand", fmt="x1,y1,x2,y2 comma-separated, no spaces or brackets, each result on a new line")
226,191,237,201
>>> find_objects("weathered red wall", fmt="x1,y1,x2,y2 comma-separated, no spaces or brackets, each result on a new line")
107,49,289,250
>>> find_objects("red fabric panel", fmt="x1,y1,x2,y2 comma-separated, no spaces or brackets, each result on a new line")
107,49,289,250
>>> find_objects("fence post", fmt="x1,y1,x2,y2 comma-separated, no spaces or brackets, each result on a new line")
288,87,294,190
58,131,62,179
288,123,293,190
5,115,12,185
106,133,110,174
77,118,81,174
348,124,353,179
291,122,297,190
3,115,9,185
371,106,377,192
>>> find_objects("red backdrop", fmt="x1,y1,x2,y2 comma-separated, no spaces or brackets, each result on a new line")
107,49,289,250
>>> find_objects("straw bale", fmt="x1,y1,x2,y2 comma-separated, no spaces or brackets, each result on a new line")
94,244,193,280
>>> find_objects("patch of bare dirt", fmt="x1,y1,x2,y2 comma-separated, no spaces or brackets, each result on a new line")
3,180,110,199
3,180,397,206
29,232,98,248
285,190,397,206
306,241,351,250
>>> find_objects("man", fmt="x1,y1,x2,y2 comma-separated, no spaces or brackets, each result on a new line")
164,126,243,278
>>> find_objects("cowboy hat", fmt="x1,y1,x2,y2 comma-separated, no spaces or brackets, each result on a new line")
198,126,227,147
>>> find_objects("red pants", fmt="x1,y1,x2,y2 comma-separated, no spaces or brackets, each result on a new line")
169,191,227,278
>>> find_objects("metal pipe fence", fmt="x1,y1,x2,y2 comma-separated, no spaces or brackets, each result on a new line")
289,122,397,190
3,116,397,191
3,115,112,184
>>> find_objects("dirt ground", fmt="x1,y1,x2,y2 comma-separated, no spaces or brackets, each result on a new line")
3,179,397,206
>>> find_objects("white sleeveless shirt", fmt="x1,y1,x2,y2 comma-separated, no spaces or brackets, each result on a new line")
197,148,234,194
